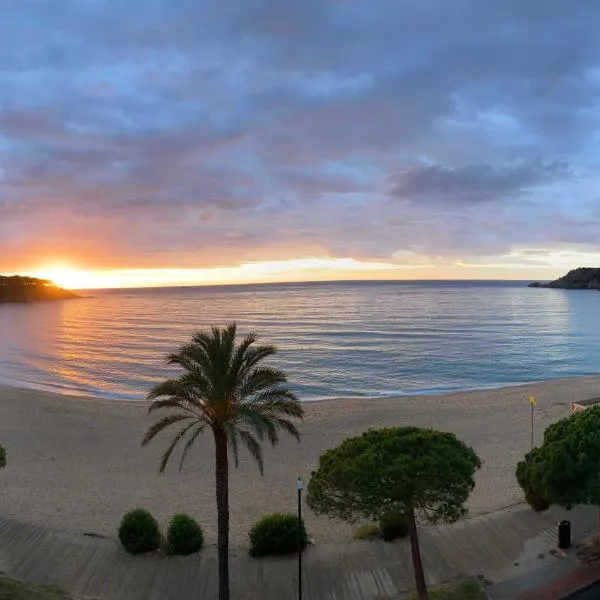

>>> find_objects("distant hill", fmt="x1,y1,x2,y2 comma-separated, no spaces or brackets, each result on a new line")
529,267,600,290
0,275,79,302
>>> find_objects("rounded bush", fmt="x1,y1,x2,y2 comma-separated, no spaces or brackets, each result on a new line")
249,513,308,557
166,513,204,556
379,508,409,541
118,509,161,554
525,490,550,513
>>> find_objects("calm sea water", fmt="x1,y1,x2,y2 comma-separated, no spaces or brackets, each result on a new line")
1,280,599,401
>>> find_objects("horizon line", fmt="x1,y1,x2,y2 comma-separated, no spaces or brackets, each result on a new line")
69,276,543,292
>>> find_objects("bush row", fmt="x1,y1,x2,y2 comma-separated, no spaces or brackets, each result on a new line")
118,510,204,555
118,509,307,557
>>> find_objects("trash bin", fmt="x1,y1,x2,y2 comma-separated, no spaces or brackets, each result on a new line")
558,520,571,549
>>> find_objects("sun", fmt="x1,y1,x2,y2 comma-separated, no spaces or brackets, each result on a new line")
34,267,86,290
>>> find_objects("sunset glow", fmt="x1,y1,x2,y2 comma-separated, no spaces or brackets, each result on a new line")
28,258,407,290
3,1,600,286
32,267,93,290
21,249,597,290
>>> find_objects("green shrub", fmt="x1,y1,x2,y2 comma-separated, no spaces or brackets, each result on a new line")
249,513,308,557
0,443,6,468
166,513,204,555
118,509,161,554
524,490,550,512
379,507,409,541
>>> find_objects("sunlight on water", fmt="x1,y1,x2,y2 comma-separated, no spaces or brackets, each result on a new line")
0,281,599,401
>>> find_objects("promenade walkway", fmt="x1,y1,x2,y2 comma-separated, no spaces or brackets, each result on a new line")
0,504,594,599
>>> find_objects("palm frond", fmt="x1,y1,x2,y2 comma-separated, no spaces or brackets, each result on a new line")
221,323,237,368
238,430,264,475
165,352,211,389
148,376,215,419
191,324,234,356
191,327,222,348
142,414,193,446
165,349,203,372
239,344,277,374
271,417,301,441
147,397,187,413
188,326,234,397
178,372,213,402
159,420,197,473
224,423,240,468
164,347,214,395
172,342,211,368
178,424,206,472
247,389,303,418
236,405,279,444
147,378,183,400
228,332,258,378
239,367,288,396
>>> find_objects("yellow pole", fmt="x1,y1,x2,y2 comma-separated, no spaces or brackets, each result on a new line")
528,396,536,450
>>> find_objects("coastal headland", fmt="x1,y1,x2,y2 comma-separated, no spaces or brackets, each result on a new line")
0,276,78,302
529,267,600,290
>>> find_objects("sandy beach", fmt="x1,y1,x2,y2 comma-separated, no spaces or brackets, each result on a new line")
0,376,598,546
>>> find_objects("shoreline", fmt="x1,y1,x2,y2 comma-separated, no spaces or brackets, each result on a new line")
1,375,600,545
1,372,599,404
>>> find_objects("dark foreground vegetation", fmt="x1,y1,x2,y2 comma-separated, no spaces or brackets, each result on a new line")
0,576,71,599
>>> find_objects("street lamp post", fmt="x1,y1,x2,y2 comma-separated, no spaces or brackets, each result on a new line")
297,476,303,600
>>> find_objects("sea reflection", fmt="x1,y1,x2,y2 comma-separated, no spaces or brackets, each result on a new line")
1,281,599,400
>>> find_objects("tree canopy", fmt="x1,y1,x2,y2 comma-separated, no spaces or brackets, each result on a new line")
142,324,304,475
516,405,600,510
307,427,481,524
307,427,481,600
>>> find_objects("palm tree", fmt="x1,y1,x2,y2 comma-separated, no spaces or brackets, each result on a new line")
142,324,304,600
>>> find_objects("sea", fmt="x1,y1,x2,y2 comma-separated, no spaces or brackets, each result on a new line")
1,280,599,401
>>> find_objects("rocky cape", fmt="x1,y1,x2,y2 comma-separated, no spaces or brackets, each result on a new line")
0,275,79,302
529,267,600,290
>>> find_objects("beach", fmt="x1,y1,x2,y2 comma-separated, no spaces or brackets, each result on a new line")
0,376,598,546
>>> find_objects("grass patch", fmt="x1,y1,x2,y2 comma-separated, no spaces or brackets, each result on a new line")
353,524,380,540
406,579,485,600
0,577,71,599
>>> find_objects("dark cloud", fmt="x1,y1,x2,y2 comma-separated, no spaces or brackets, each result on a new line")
391,161,571,205
2,0,600,273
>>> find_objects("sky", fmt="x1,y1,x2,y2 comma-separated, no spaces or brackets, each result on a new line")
3,0,600,288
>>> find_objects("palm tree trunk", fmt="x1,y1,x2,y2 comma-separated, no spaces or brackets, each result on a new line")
406,505,428,600
214,429,230,600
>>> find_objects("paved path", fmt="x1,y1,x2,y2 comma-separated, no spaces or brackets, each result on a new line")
0,504,595,599
516,561,600,600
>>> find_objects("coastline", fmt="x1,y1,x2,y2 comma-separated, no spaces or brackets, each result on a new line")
1,375,599,546
1,371,596,404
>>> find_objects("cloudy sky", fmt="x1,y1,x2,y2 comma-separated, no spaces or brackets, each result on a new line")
2,0,600,287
